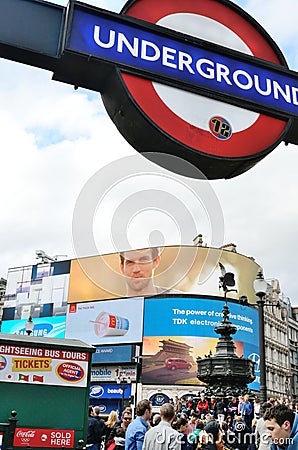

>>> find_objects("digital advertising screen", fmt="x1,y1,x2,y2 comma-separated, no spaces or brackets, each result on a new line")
64,297,144,345
67,246,260,304
2,260,70,323
0,316,66,338
142,296,260,390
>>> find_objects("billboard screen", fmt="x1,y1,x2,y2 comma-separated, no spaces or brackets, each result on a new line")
142,296,259,390
2,260,70,323
64,298,144,345
67,246,259,304
0,316,66,338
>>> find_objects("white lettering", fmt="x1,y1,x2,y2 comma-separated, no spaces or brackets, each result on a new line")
216,63,232,85
94,25,115,48
117,33,139,57
233,70,253,90
273,81,291,103
141,40,160,61
196,58,214,79
178,52,195,74
162,46,177,69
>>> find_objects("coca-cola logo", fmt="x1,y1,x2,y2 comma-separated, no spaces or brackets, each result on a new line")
16,430,36,438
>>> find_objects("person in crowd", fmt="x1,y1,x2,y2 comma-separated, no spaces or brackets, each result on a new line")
220,421,236,450
87,406,104,450
209,396,217,417
125,399,152,450
114,428,126,450
255,402,272,450
107,409,133,442
214,398,227,422
172,417,191,450
197,393,209,418
188,419,205,449
106,427,127,450
233,415,250,450
187,412,199,436
264,403,298,450
93,406,106,448
104,411,120,446
142,402,181,450
203,420,223,450
175,395,183,415
151,413,161,427
241,395,253,431
226,416,234,431
238,396,244,415
228,397,239,419
187,397,195,416
205,414,213,424
253,398,261,421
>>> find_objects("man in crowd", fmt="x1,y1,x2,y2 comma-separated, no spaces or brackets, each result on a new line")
87,406,104,450
107,408,133,441
241,394,253,430
255,402,272,450
142,403,181,450
197,393,209,418
125,399,152,450
264,403,298,450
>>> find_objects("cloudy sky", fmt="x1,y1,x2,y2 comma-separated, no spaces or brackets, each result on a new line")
1,0,297,305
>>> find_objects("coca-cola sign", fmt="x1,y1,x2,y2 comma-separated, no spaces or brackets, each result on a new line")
14,428,74,448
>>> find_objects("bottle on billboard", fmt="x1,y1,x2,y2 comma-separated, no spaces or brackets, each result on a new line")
91,312,129,337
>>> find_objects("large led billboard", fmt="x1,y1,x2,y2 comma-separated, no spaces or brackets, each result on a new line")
142,296,259,390
67,246,260,304
64,297,144,345
2,260,70,320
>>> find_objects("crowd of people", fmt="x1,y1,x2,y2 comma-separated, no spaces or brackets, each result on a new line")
87,394,298,450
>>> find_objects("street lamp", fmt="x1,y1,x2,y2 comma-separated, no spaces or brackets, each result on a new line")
25,316,34,336
116,375,131,415
253,269,268,406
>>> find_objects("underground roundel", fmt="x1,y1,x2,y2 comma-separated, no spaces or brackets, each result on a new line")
101,0,290,179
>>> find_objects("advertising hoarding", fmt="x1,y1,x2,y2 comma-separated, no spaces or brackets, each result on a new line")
0,316,66,338
14,428,74,448
90,383,132,399
142,296,259,390
67,246,259,303
92,344,133,364
2,260,70,321
0,344,89,388
91,365,136,382
64,297,144,345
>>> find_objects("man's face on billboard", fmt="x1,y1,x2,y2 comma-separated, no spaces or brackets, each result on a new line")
120,249,160,294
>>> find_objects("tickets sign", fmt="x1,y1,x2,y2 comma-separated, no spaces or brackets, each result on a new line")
0,345,89,387
14,428,74,448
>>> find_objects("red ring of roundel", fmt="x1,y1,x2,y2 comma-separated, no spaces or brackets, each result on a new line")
122,0,287,158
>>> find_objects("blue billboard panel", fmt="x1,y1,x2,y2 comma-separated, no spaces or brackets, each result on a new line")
0,316,66,338
143,297,259,390
92,345,133,364
90,383,132,399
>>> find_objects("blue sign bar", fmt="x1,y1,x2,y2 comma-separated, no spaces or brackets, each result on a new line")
90,383,132,399
67,5,298,119
92,345,133,364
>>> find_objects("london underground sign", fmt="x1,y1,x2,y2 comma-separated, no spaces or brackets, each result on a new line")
0,0,298,178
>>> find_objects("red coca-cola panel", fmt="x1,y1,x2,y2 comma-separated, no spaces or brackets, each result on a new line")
14,428,74,448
